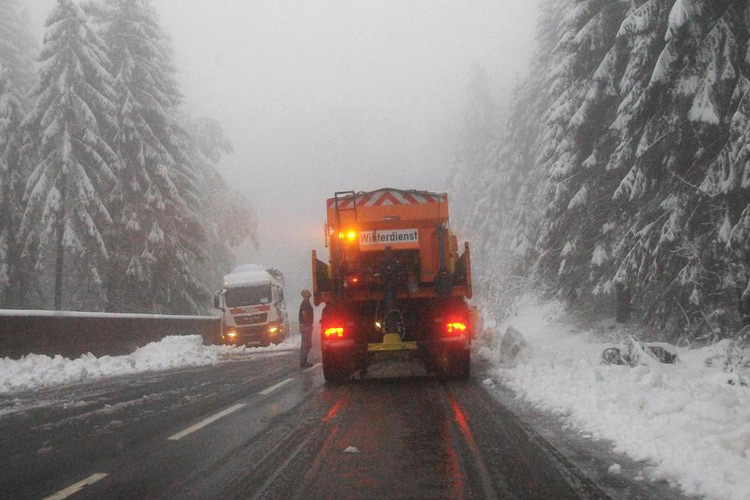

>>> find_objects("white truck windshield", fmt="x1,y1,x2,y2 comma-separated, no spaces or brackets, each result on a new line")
224,285,272,307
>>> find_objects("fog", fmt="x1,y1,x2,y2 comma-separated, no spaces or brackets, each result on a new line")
27,0,539,304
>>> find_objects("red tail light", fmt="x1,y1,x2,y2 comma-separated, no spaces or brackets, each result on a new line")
445,322,467,336
324,327,345,338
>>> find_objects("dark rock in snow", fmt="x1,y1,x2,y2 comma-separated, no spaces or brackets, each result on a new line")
500,326,528,365
601,337,678,366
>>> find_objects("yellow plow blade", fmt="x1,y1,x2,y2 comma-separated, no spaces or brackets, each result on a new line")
367,333,418,352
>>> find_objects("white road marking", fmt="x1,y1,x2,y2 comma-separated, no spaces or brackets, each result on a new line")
167,403,246,441
259,377,294,395
43,473,109,500
303,363,322,374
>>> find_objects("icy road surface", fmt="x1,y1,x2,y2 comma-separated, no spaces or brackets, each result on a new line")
0,333,685,500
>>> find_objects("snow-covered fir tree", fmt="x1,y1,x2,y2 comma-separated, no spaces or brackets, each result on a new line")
533,0,631,304
450,0,571,322
0,0,37,95
94,0,214,314
450,65,501,247
600,1,750,335
0,64,28,306
489,0,575,298
182,114,259,295
456,0,750,339
450,65,537,321
19,0,119,310
0,0,36,307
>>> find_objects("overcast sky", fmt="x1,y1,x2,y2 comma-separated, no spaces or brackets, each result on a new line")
27,0,540,302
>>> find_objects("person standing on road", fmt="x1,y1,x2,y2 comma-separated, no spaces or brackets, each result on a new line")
299,289,314,368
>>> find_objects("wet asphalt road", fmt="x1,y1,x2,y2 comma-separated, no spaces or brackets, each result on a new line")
0,344,684,500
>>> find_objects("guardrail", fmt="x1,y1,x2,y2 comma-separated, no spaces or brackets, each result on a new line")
0,310,221,360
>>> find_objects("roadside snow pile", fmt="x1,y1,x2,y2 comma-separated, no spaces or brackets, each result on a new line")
483,297,750,500
0,335,294,394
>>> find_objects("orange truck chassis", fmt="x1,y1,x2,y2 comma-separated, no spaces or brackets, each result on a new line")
312,188,475,382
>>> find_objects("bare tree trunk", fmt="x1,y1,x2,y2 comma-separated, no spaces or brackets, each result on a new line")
0,180,9,307
54,174,66,311
615,283,630,323
741,288,750,327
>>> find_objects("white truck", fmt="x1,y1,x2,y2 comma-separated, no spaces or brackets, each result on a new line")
214,265,289,346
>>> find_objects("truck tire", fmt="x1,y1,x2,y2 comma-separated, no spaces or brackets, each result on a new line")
452,347,470,380
322,350,352,383
435,347,470,380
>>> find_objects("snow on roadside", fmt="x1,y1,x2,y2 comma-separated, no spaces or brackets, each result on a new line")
0,335,300,394
482,297,750,500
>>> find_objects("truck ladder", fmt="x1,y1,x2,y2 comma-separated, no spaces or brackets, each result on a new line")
333,190,358,228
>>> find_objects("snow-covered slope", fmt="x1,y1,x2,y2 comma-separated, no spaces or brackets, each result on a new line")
481,298,750,500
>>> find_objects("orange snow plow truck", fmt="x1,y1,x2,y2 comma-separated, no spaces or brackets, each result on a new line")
312,188,475,382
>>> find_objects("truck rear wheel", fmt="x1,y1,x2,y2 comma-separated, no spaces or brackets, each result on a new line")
452,347,470,380
322,350,353,383
434,347,470,380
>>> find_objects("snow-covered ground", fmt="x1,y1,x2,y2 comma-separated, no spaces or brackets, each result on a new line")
480,297,750,500
0,335,301,394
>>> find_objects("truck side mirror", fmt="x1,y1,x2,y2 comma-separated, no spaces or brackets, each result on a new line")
213,292,222,310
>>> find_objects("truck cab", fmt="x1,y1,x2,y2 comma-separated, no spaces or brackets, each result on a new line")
215,265,289,347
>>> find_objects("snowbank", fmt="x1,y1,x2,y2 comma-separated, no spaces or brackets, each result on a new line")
483,297,750,500
0,335,300,394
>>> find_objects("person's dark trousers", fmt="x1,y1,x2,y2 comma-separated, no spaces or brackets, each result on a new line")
300,323,312,366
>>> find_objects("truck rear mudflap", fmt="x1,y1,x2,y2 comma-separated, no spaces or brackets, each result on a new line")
322,336,469,382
